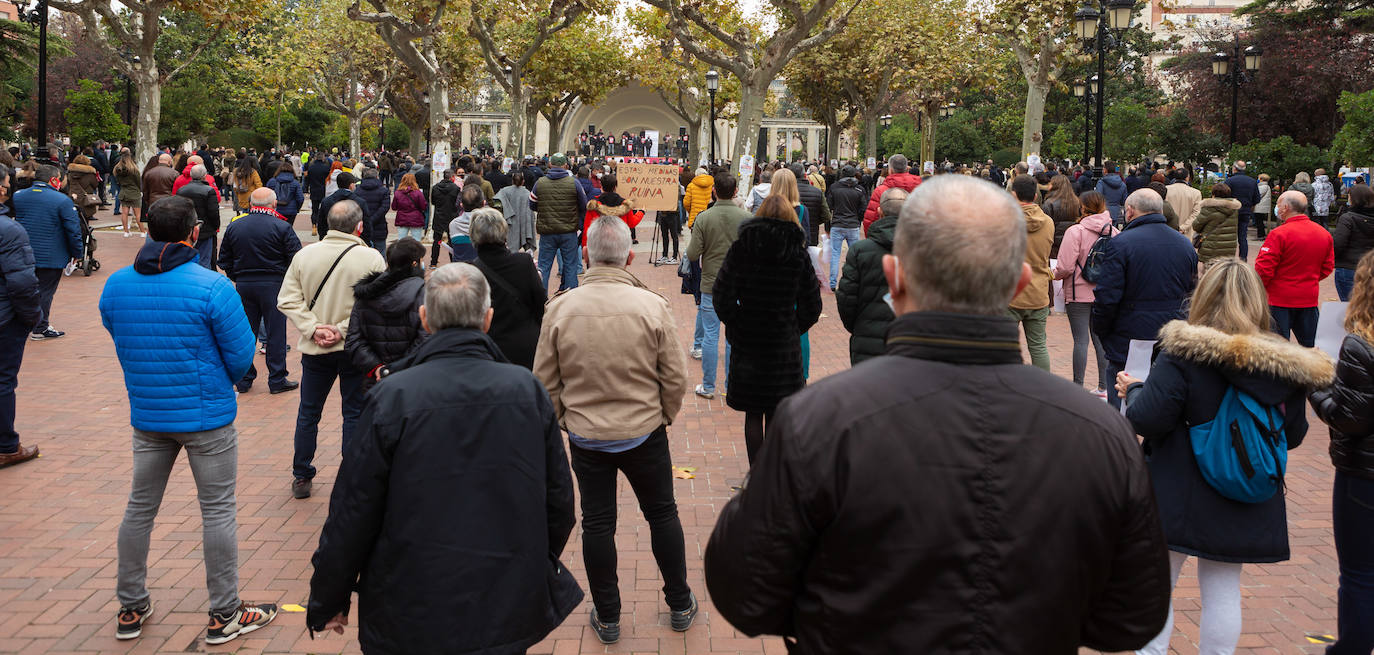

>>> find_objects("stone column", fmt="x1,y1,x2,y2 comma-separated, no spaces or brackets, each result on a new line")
807,128,819,161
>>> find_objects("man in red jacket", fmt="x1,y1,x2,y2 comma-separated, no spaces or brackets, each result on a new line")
862,154,921,231
1255,190,1334,347
171,155,222,201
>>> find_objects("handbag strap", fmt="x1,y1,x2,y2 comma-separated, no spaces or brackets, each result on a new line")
472,258,531,322
308,243,360,311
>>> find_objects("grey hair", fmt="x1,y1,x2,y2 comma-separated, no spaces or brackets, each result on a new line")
468,207,508,246
362,167,379,179
425,263,490,331
879,187,909,217
1294,171,1311,184
249,186,277,207
1125,188,1164,215
191,164,207,181
587,216,632,266
1278,190,1308,213
893,175,1026,315
326,199,364,233
888,154,909,173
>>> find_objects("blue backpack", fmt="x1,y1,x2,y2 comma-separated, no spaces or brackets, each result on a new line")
1189,386,1287,503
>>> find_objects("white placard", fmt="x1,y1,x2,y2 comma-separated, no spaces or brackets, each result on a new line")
866,157,876,169
503,157,515,173
1316,301,1349,359
431,150,449,174
1121,339,1157,415
1050,259,1065,313
738,154,755,188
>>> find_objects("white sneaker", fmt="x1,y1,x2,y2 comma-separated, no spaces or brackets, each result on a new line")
1092,388,1109,402
690,348,702,360
694,384,714,399
122,231,131,238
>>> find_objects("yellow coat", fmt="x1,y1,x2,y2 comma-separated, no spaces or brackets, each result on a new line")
684,174,714,227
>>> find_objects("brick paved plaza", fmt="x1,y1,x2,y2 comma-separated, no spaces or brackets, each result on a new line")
0,207,1346,654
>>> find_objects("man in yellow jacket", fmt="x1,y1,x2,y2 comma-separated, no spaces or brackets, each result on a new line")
278,199,385,499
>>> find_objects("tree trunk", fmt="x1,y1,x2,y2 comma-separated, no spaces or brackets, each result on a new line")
349,115,362,158
408,128,423,156
546,114,563,156
1021,80,1050,161
524,105,538,155
428,80,450,195
730,86,766,171
133,67,160,169
276,104,284,149
506,87,526,157
686,117,702,165
863,113,878,162
825,117,840,163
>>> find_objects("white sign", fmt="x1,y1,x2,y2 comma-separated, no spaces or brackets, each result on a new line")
502,157,515,173
866,157,876,170
1316,301,1350,359
432,150,450,174
924,161,936,175
645,130,660,157
1121,339,1157,415
1049,259,1065,313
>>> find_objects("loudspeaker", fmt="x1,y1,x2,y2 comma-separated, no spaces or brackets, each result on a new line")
679,126,687,137
588,124,595,133
756,127,768,163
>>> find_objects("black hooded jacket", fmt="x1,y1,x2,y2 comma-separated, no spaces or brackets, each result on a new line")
1333,206,1374,270
344,268,426,378
835,214,896,364
1311,333,1374,480
307,328,581,654
713,218,822,413
827,177,866,230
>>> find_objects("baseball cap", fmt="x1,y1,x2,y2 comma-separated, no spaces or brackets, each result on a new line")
550,153,569,167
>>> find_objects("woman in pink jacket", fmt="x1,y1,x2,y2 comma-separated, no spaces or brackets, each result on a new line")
1053,190,1118,399
390,173,428,241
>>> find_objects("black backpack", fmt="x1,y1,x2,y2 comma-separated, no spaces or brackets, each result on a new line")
1079,223,1114,284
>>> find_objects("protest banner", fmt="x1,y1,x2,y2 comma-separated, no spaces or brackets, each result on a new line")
617,162,681,211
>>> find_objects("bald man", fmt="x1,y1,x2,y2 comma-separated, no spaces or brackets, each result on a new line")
706,175,1171,653
219,186,301,394
1255,191,1334,347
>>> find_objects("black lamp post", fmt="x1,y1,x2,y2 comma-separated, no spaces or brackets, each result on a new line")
1212,37,1261,147
1073,75,1099,167
18,0,50,162
879,114,892,162
706,69,718,165
1074,0,1134,177
378,104,388,151
421,91,430,153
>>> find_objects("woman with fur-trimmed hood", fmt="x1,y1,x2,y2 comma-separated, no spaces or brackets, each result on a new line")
1116,258,1335,655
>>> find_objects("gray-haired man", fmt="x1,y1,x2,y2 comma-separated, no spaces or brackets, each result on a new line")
176,164,222,269
307,263,581,653
278,200,385,498
707,175,1171,653
534,217,696,644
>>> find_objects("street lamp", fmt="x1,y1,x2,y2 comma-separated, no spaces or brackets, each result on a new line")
879,114,893,162
706,69,719,165
1073,75,1099,167
17,0,51,161
1074,0,1134,177
1213,36,1261,146
422,91,431,153
503,65,513,88
378,104,388,152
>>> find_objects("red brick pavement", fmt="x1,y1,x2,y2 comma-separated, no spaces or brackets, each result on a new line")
0,207,1346,654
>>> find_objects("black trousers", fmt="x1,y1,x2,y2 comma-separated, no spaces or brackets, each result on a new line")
236,279,289,389
430,224,449,265
32,268,61,333
570,427,691,623
659,212,680,259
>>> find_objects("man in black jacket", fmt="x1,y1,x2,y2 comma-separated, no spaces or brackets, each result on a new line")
176,165,222,269
315,172,369,242
307,262,581,653
91,140,112,206
835,187,905,364
429,170,460,266
304,153,332,227
789,162,831,247
219,188,301,394
705,174,1171,654
826,165,867,290
353,169,391,254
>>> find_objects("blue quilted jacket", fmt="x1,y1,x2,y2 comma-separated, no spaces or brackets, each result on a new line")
99,240,256,433
12,182,82,269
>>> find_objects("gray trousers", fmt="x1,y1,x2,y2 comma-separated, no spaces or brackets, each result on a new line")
117,424,240,614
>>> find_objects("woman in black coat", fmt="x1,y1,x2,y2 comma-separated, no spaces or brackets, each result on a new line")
468,207,546,369
1117,259,1334,655
345,238,428,385
1309,250,1374,654
713,194,823,465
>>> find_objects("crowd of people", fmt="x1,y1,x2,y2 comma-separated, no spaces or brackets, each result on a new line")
1,137,1373,654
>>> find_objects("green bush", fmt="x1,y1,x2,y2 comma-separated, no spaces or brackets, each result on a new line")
1228,136,1331,186
991,147,1020,168
209,128,271,152
1331,88,1374,168
63,79,127,149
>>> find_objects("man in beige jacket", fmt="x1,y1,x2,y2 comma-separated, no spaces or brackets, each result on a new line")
1165,168,1203,236
533,216,696,645
1009,175,1055,372
278,199,385,499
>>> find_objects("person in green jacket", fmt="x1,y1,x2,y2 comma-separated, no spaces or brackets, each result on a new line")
836,187,908,365
686,173,751,399
1193,183,1241,265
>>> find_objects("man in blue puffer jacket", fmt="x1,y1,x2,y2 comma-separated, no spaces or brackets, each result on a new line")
98,195,279,646
0,163,43,468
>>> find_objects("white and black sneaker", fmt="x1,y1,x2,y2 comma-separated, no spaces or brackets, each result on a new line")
115,602,152,640
205,602,277,645
30,328,64,340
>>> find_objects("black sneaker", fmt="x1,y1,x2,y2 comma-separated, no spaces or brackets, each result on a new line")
292,478,312,499
29,328,64,340
269,380,299,394
205,602,277,645
670,593,698,632
116,602,152,640
590,608,619,644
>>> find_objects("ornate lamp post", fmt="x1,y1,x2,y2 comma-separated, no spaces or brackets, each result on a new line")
1212,37,1261,146
878,114,892,162
1074,0,1134,177
1073,75,1099,167
377,104,388,152
706,69,719,165
17,0,51,161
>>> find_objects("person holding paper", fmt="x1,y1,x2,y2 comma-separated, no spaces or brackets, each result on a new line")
1116,259,1334,655
1308,250,1374,655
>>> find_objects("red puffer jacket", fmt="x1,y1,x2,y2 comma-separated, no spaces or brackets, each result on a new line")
863,171,922,231
1255,214,1334,308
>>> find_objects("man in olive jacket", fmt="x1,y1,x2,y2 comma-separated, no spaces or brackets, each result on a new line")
836,187,907,365
685,173,750,398
530,153,586,291
705,175,1170,655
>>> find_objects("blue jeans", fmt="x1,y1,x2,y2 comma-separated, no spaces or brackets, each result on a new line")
291,351,365,480
1236,211,1253,260
110,175,121,214
0,319,29,453
1336,268,1356,302
235,279,289,389
1270,305,1319,348
538,232,580,291
396,226,424,242
697,294,721,392
1330,471,1374,655
828,227,862,288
